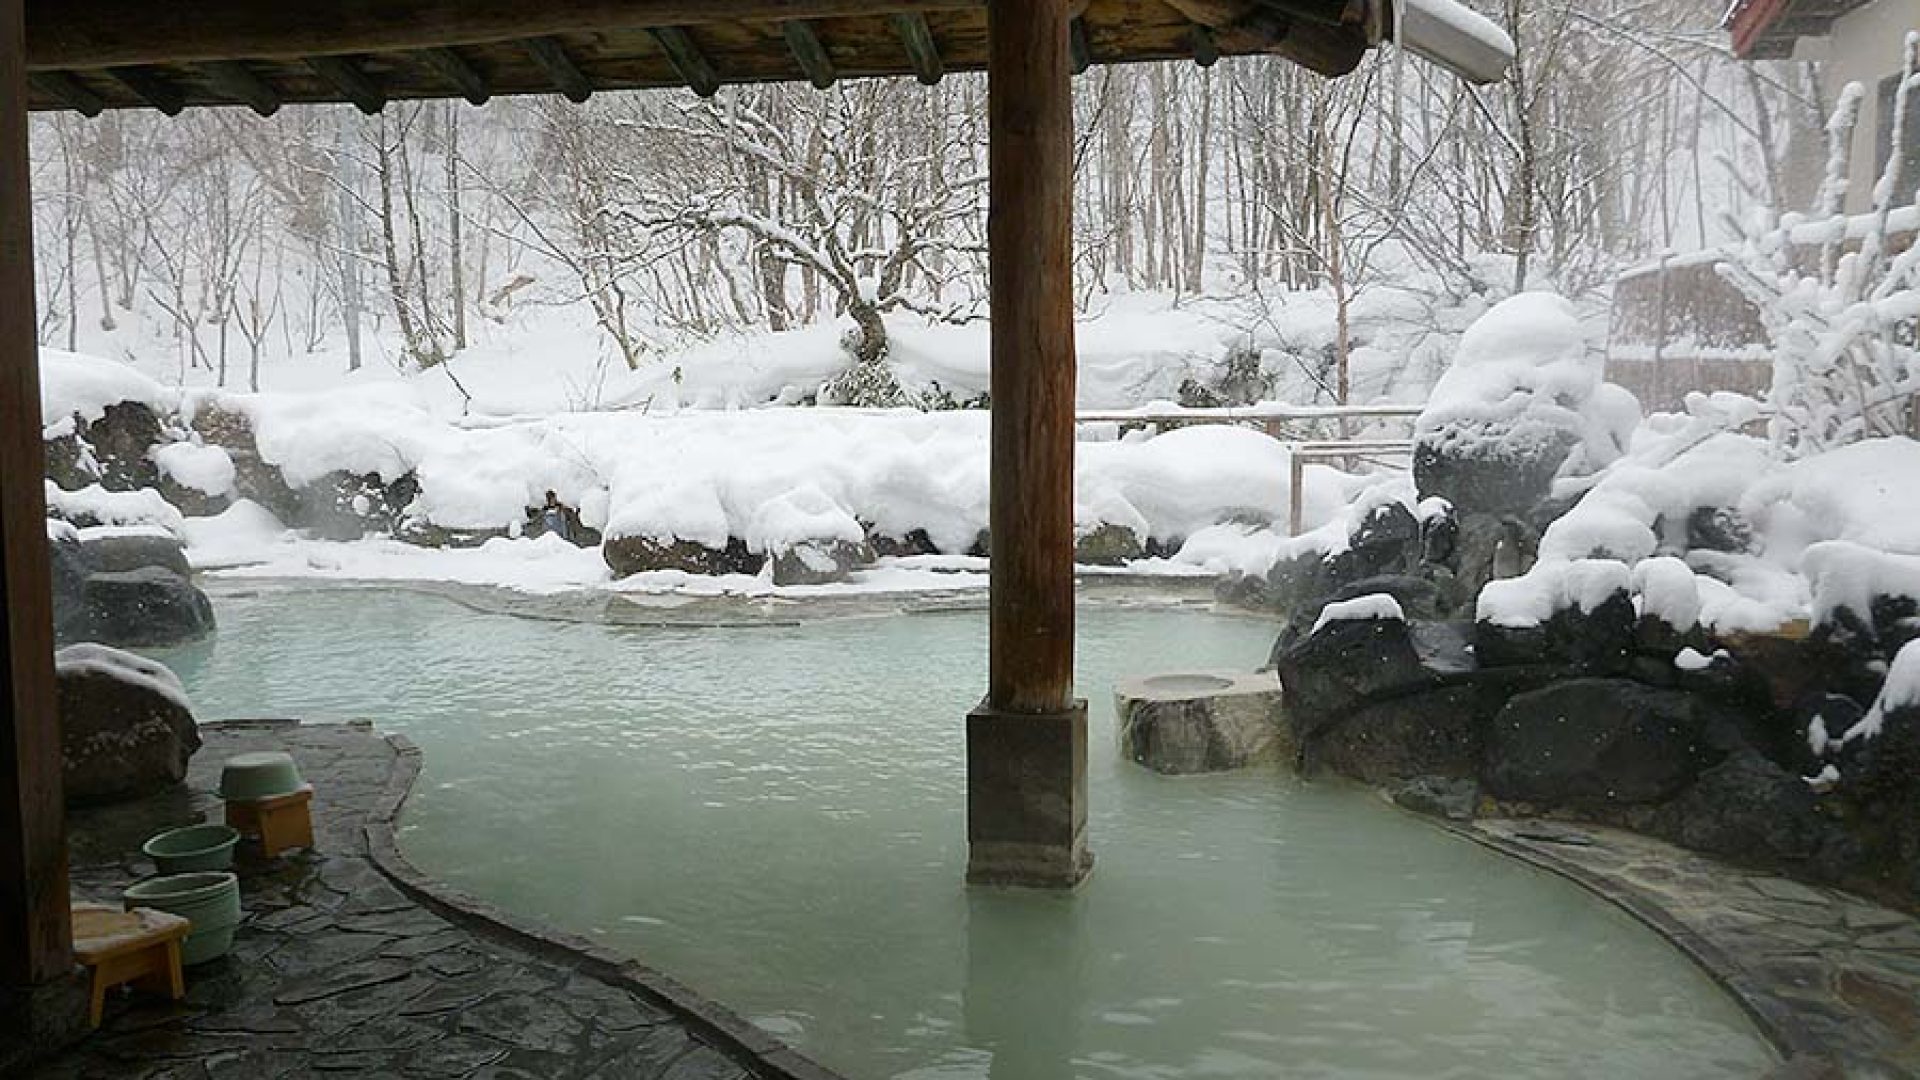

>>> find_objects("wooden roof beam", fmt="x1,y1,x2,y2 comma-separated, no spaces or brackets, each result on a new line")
25,0,983,69
27,72,103,117
781,20,836,91
306,54,386,114
106,66,184,115
891,12,943,86
418,47,491,106
524,36,593,103
200,59,281,116
1069,17,1091,75
649,26,719,98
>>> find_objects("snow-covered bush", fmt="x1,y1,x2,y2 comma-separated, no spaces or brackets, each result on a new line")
1721,34,1920,456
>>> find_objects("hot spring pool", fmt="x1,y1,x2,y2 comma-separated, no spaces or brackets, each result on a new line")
147,586,1775,1079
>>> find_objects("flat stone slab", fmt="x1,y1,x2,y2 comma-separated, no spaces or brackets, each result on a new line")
1470,817,1920,1078
25,721,841,1080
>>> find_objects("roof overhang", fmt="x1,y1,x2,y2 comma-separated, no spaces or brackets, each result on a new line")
23,0,1511,117
1724,0,1881,60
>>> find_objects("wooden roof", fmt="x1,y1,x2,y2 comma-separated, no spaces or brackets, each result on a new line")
1725,0,1881,60
24,0,1382,117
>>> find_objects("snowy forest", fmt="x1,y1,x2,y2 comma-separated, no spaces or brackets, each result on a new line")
26,0,1840,408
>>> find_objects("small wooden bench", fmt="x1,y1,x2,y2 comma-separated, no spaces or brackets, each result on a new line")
225,784,315,857
71,903,190,1027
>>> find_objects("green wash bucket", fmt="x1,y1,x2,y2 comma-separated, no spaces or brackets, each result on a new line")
124,871,243,965
142,824,240,875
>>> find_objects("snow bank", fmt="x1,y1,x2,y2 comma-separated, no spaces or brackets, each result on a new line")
39,350,176,431
182,500,289,570
54,643,194,713
152,442,236,497
1311,593,1406,634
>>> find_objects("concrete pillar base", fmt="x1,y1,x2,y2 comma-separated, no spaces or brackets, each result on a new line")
965,700,1092,889
0,968,90,1074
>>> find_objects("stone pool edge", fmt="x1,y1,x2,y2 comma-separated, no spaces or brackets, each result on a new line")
356,727,850,1080
1408,806,1822,1072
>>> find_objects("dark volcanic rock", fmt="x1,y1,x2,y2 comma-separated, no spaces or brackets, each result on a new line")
79,567,216,648
78,530,192,579
85,401,167,491
1413,427,1579,519
769,538,874,586
1648,751,1853,876
49,527,93,645
1390,775,1481,822
1314,685,1487,783
1073,523,1144,567
1484,678,1725,811
1263,500,1421,618
55,644,200,805
603,535,765,578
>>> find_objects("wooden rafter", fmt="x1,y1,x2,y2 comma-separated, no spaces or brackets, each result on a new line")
523,35,592,103
306,54,385,114
890,12,943,86
650,26,719,98
27,70,102,116
417,46,490,105
1189,23,1219,67
200,58,280,116
106,65,183,114
1069,16,1091,74
781,20,835,90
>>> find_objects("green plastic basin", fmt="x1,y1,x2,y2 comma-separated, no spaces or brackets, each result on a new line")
142,823,240,874
124,871,242,965
219,751,304,802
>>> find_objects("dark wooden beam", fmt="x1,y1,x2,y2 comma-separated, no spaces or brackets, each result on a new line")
305,54,385,114
26,0,983,69
986,0,1073,717
105,66,184,116
1068,17,1091,75
26,71,102,117
417,47,490,106
0,0,74,988
891,12,943,85
523,36,592,104
199,59,280,116
781,20,835,91
1189,24,1220,67
648,26,718,98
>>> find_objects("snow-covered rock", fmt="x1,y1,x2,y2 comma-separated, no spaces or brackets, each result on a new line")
55,644,200,806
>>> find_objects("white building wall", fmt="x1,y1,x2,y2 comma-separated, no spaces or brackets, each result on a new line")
1795,0,1920,211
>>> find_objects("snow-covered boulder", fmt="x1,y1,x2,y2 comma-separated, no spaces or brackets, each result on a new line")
78,527,192,580
56,644,200,806
1413,293,1632,518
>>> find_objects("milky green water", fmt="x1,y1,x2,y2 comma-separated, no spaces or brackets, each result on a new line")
148,587,1775,1080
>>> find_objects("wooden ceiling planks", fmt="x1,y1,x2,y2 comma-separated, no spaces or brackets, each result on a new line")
23,0,1371,115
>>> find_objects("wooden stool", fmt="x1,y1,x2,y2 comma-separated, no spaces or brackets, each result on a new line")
225,785,316,856
71,903,189,1027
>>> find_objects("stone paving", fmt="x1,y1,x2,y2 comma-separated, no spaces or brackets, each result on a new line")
31,720,840,1080
1469,818,1920,1079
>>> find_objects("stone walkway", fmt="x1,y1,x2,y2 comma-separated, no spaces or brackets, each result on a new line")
1466,818,1920,1079
32,721,841,1080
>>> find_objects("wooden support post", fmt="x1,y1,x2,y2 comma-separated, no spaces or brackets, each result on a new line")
199,59,281,117
966,0,1087,890
781,21,836,90
0,0,73,989
416,47,490,106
